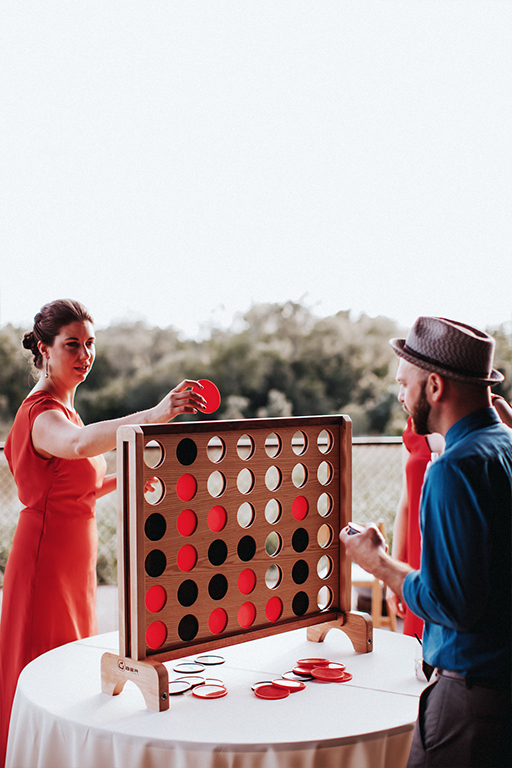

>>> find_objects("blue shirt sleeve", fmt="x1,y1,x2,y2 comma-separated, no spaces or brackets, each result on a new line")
402,458,492,632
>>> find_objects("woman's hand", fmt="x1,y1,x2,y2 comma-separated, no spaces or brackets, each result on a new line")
152,380,207,422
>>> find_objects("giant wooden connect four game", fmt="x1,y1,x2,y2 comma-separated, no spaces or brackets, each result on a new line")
101,415,372,710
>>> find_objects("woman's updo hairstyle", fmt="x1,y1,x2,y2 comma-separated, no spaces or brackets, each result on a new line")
23,299,94,370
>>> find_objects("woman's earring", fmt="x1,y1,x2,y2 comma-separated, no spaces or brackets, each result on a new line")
45,358,50,379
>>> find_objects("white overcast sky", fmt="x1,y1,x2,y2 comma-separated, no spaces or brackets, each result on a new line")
1,0,511,339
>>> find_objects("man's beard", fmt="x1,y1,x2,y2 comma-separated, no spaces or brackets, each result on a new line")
410,381,431,435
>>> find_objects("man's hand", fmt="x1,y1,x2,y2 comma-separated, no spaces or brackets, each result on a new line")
340,523,413,602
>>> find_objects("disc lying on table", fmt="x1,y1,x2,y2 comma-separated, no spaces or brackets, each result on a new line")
271,678,306,692
296,658,330,669
192,684,228,699
195,654,225,666
311,667,353,682
173,662,205,674
168,680,193,695
254,684,290,700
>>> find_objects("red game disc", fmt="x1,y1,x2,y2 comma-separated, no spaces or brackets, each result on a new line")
292,666,315,678
296,658,330,669
271,678,306,692
323,662,346,671
311,667,353,682
192,684,228,699
193,379,221,414
254,684,290,700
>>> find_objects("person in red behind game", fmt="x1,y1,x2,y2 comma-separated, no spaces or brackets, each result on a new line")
387,418,444,638
0,299,207,768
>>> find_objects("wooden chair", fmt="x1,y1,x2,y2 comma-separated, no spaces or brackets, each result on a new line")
350,518,397,631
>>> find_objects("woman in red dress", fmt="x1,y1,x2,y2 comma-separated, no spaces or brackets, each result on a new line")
0,299,207,766
388,417,444,638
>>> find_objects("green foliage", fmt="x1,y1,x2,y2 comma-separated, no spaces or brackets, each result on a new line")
2,304,511,440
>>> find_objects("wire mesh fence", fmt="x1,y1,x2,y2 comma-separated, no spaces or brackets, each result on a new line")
0,438,403,587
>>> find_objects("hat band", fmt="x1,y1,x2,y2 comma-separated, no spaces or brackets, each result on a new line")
403,343,491,380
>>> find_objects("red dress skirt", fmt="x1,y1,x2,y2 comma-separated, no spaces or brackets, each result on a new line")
0,393,106,766
402,417,432,638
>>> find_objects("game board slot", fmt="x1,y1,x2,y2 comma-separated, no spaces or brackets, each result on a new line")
208,504,227,532
236,434,254,460
237,501,255,528
145,512,166,541
264,432,282,458
176,438,198,466
291,495,308,520
291,463,308,489
264,498,281,524
291,430,308,455
143,440,165,469
317,429,333,454
176,509,197,537
265,564,282,589
207,436,225,463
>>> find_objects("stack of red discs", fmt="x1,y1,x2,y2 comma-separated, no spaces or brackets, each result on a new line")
295,657,352,683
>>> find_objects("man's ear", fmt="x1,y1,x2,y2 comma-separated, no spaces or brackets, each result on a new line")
427,372,445,403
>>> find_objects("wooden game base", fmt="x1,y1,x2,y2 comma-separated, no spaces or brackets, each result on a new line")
101,611,372,712
306,611,373,653
101,652,170,711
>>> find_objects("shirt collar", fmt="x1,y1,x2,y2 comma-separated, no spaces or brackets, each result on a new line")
444,406,500,450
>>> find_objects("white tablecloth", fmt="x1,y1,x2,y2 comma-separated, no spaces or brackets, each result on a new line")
6,627,427,768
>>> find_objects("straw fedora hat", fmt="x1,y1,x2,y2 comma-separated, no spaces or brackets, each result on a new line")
390,317,504,385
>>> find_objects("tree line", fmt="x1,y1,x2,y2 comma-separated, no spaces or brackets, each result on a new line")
1,301,511,440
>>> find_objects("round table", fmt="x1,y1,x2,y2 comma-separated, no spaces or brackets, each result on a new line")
6,627,427,768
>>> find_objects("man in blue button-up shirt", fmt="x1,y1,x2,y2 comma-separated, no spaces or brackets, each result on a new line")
341,316,512,768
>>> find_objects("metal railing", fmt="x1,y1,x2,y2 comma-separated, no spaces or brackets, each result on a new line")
0,437,403,586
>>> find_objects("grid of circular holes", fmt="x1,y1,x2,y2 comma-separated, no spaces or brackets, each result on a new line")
317,429,333,454
144,440,164,469
208,470,226,498
265,432,281,458
237,468,254,495
237,434,254,460
237,502,255,529
207,436,225,463
292,430,308,455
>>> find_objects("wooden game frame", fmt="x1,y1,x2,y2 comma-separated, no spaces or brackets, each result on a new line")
101,415,372,710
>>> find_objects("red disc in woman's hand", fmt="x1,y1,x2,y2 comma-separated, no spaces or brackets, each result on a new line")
193,379,221,414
